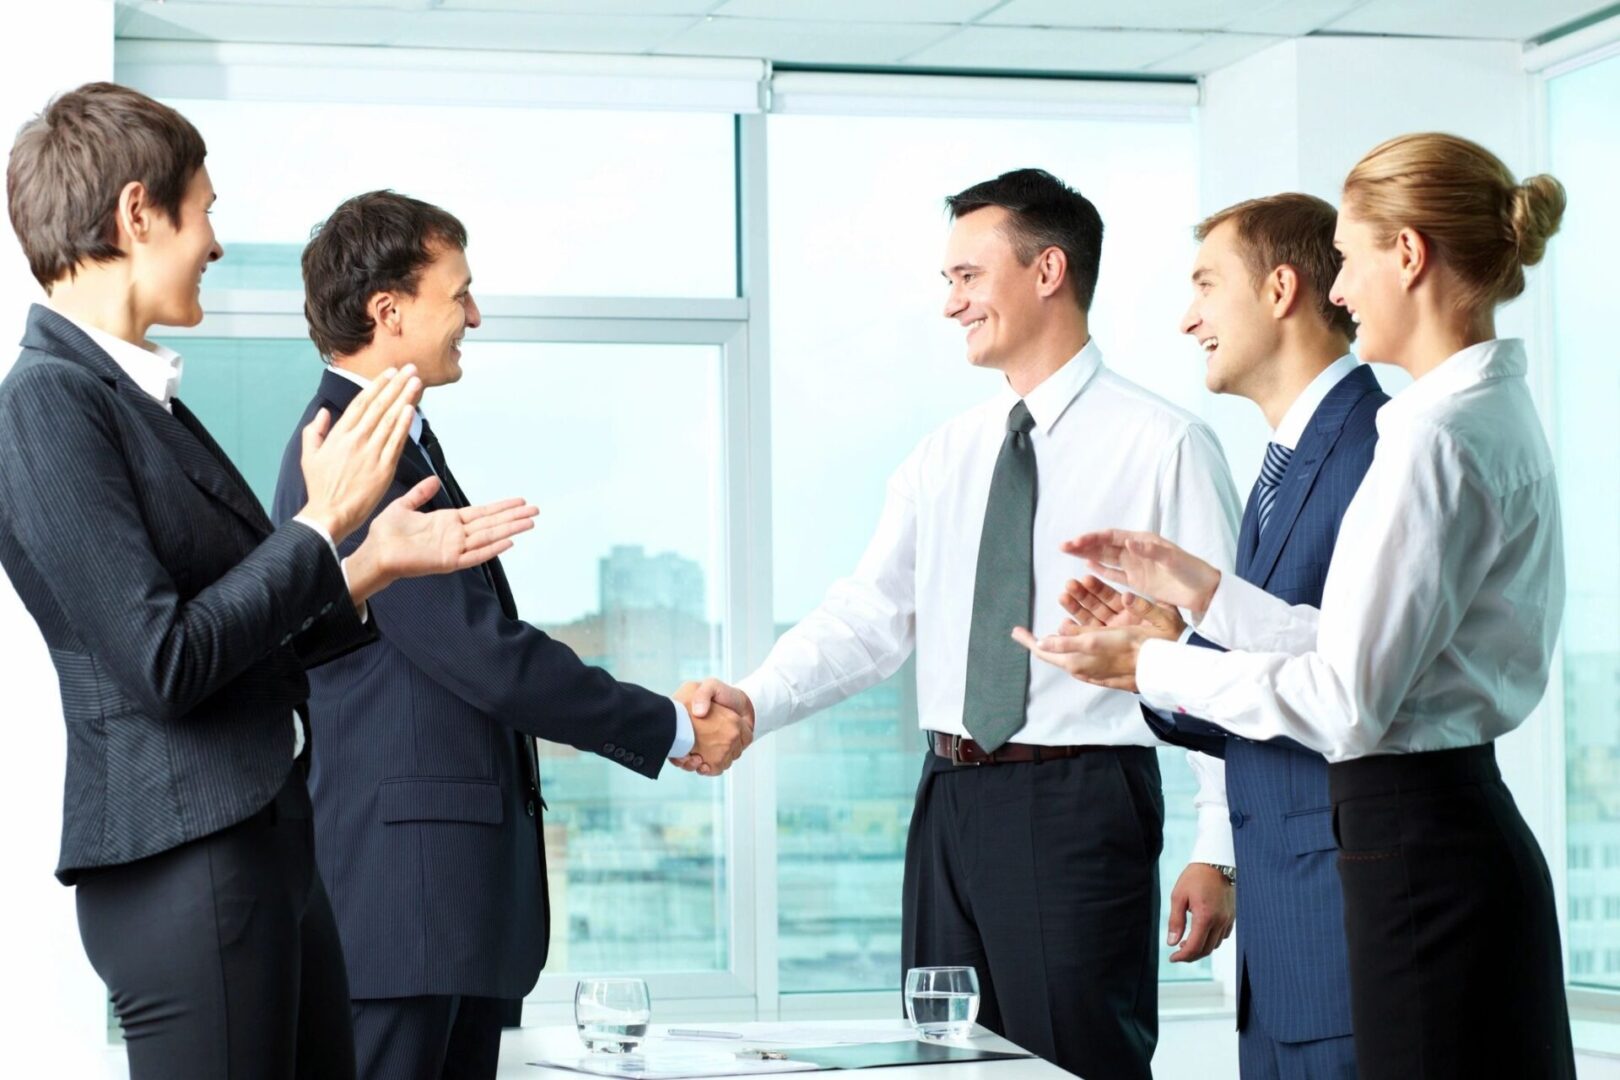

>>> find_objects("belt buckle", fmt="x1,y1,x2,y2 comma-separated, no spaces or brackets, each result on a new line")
949,734,981,766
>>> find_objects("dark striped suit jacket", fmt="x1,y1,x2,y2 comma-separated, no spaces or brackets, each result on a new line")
272,368,677,1001
0,305,373,883
1148,363,1386,1044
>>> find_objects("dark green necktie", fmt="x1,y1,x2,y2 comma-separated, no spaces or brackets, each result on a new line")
962,400,1038,753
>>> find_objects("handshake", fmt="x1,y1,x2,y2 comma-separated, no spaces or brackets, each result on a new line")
669,679,755,777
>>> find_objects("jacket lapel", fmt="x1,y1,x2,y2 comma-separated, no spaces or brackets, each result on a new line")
1248,364,1381,586
21,306,272,536
1235,480,1263,580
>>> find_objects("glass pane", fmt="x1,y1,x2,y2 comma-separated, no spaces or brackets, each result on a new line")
165,98,737,298
171,338,732,975
767,113,1210,993
1549,53,1620,991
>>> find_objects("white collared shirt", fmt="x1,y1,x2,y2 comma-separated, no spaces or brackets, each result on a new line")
738,339,1243,865
1272,354,1360,451
1139,339,1563,763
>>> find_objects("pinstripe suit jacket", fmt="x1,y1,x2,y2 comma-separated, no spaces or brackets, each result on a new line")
273,369,677,1000
0,305,374,883
1148,363,1386,1043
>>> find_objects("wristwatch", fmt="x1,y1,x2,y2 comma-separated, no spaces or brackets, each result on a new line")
1207,863,1237,885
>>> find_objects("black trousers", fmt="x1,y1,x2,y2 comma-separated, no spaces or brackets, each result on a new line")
901,746,1163,1079
1330,744,1575,1079
351,994,505,1080
75,768,355,1080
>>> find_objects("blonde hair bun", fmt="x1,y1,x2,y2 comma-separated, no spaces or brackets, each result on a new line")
1509,174,1567,268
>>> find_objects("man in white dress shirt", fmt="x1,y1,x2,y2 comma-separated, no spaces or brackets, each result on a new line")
684,169,1242,1078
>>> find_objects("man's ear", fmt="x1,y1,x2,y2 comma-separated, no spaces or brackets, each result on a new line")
369,291,401,337
1035,245,1069,301
1269,264,1302,320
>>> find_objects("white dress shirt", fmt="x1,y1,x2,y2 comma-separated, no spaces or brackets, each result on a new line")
738,340,1243,865
60,311,350,759
326,365,693,758
1139,339,1563,763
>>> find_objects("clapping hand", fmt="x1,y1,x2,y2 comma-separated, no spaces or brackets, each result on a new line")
298,365,422,543
1059,575,1186,640
1060,530,1222,618
671,679,755,776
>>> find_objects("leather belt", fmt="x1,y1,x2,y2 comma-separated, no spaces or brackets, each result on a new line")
930,732,1108,766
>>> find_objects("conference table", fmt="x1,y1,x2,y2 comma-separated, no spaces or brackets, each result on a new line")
496,1019,1066,1080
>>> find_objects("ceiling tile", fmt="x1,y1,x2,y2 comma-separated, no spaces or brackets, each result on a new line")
901,26,1201,72
1323,0,1614,40
1143,32,1283,74
390,11,697,51
434,0,720,14
713,0,999,21
656,16,951,64
983,0,1244,31
1223,0,1363,36
118,3,395,45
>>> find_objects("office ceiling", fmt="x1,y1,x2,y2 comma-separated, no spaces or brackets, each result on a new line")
114,0,1618,77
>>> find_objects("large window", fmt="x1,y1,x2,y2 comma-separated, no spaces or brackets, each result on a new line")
1549,50,1620,992
767,112,1214,993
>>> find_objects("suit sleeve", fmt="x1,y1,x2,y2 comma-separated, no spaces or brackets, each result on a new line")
276,464,674,778
0,364,351,722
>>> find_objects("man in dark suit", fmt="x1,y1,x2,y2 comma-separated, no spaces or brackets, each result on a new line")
273,191,752,1080
1058,194,1385,1079
0,84,533,1080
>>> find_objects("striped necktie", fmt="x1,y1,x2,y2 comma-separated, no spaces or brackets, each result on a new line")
1256,441,1294,539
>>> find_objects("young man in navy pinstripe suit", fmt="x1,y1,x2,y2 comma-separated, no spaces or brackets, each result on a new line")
1056,194,1386,1079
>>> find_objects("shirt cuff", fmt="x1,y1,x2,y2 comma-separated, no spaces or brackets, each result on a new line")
734,668,793,737
1189,802,1237,867
290,515,368,624
668,698,695,759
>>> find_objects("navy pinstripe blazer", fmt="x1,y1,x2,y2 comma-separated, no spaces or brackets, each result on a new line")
273,369,677,1001
1148,362,1385,1043
0,306,373,883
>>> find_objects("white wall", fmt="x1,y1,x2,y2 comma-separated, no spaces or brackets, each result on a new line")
0,3,118,1075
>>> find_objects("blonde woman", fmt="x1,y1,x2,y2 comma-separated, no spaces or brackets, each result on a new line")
1014,133,1574,1075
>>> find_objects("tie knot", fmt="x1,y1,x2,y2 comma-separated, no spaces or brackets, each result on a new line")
1007,400,1035,435
417,417,438,449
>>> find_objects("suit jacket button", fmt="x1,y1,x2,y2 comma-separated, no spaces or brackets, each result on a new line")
279,634,291,646
1229,811,1245,828
321,602,333,615
604,742,616,753
526,800,536,818
634,755,644,767
300,617,314,631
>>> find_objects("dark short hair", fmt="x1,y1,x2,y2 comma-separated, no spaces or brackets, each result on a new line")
1194,193,1357,341
301,190,469,360
945,168,1104,312
6,82,207,291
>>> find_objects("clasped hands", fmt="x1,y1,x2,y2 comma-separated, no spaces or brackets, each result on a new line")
669,679,755,777
1010,529,1223,692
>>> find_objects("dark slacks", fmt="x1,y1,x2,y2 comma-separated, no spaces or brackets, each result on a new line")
901,745,1163,1079
1330,744,1575,1079
351,994,505,1080
75,767,355,1080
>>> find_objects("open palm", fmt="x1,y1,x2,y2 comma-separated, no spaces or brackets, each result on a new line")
370,476,538,578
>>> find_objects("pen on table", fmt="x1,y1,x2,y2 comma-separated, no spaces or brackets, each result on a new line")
666,1028,744,1040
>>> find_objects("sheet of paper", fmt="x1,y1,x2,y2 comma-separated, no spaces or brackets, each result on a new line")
721,1026,923,1047
528,1050,820,1079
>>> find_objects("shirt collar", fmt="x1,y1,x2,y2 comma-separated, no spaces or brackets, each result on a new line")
1376,338,1527,436
1272,353,1359,450
1000,338,1104,434
330,363,425,445
54,309,184,410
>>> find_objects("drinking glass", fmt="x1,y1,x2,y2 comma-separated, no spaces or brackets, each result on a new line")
574,977,652,1052
904,966,980,1040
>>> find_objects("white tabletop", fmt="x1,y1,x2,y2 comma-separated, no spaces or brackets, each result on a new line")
496,1019,1068,1080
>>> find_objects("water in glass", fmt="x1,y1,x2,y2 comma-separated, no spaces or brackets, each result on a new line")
574,977,651,1052
904,966,980,1040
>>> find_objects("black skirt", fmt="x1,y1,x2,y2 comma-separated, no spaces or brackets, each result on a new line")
1330,743,1574,1078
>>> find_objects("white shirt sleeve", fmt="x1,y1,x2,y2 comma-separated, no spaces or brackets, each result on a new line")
1137,427,1500,762
1196,573,1319,654
736,452,920,736
1153,423,1242,866
668,698,694,759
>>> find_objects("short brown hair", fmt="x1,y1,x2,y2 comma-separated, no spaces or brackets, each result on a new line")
946,168,1104,312
1342,132,1564,311
6,82,207,290
301,191,469,360
1195,193,1356,341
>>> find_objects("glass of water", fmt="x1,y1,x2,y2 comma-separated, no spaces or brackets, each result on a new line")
574,977,652,1053
904,966,980,1040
